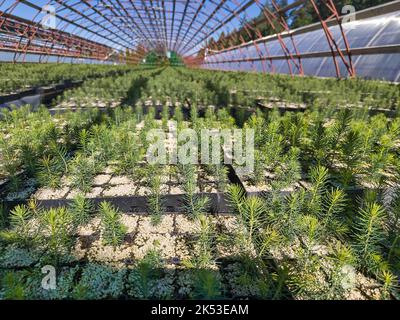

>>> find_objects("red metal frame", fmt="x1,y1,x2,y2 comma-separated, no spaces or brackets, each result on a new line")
200,0,355,78
252,0,302,76
0,11,113,60
309,0,355,77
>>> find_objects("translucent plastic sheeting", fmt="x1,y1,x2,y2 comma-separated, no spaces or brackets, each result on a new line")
0,52,115,64
203,53,400,82
202,11,400,82
354,53,400,82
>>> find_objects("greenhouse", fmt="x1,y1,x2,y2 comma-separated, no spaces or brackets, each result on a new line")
0,0,399,303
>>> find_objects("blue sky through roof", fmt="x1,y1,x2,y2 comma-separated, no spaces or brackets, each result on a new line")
0,0,297,55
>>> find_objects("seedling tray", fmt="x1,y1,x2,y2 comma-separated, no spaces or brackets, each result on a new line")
0,81,84,110
0,68,129,109
229,164,386,200
3,192,231,215
1,163,237,214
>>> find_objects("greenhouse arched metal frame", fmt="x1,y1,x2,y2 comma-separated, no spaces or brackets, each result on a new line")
0,0,399,81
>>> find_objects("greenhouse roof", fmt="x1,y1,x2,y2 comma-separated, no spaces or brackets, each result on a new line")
0,0,399,81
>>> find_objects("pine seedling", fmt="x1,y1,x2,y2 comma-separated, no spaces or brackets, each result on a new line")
49,142,69,173
278,189,305,241
195,215,215,268
338,130,364,187
330,109,353,150
321,188,347,240
308,119,331,166
40,207,74,257
99,201,127,247
6,174,22,194
37,155,63,189
324,242,357,299
387,186,400,265
353,202,386,273
208,164,229,192
252,150,265,186
147,106,156,121
379,270,398,300
1,272,26,300
27,198,40,217
258,225,285,257
226,184,246,217
20,145,37,176
173,106,184,124
227,185,266,255
9,205,33,246
135,104,144,123
161,105,169,131
192,269,222,300
271,148,301,191
127,249,168,299
69,154,96,193
0,202,7,229
242,196,267,254
307,165,329,216
190,104,199,129
147,167,165,225
298,215,321,248
78,128,92,155
69,194,93,227
181,165,210,220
